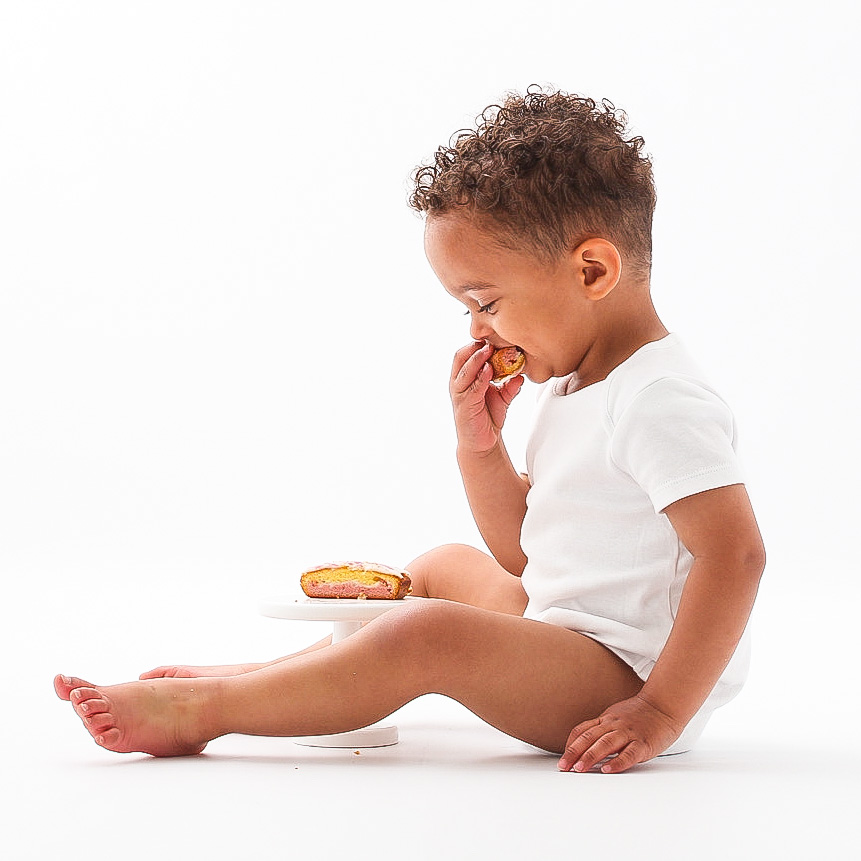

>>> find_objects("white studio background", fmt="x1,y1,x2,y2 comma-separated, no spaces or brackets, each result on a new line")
1,1,858,749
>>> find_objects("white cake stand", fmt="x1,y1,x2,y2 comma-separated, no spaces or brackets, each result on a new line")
258,594,421,748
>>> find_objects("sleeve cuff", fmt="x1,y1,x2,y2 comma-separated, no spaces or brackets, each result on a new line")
650,463,745,513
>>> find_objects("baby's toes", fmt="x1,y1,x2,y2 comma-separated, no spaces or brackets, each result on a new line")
84,709,116,734
75,695,110,719
71,687,104,715
54,675,94,700
94,727,123,750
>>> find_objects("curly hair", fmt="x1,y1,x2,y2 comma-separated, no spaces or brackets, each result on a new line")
409,86,656,279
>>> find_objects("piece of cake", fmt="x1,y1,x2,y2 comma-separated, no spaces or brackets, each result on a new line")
490,346,525,385
300,561,412,600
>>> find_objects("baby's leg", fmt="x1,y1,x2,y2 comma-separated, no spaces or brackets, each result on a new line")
56,599,641,757
139,637,332,680
142,543,518,679
406,544,528,615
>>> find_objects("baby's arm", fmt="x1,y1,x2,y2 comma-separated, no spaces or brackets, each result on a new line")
558,482,765,772
450,341,529,575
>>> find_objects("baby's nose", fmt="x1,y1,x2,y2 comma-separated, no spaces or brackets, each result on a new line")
469,314,494,342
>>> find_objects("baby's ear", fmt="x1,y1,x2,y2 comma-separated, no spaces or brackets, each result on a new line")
573,238,622,300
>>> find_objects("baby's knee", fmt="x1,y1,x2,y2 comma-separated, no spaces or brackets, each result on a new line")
380,598,467,658
405,544,477,597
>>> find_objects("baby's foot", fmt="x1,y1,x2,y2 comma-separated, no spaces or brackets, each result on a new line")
139,662,263,680
54,674,218,757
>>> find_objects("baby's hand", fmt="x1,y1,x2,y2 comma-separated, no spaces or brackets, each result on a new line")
450,341,523,456
557,694,684,774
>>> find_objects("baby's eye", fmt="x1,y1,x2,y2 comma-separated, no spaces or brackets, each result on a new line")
462,300,498,317
463,301,498,316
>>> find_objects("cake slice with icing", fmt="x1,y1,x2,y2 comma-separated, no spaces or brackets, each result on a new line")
490,346,525,385
300,562,412,599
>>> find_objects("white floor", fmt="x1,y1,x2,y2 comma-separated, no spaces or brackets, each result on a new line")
6,568,858,861
15,703,856,861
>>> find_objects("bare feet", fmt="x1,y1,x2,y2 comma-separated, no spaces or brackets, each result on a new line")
139,663,264,680
54,674,218,757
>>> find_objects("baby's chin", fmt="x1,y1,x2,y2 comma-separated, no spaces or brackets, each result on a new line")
535,364,579,386
523,363,553,384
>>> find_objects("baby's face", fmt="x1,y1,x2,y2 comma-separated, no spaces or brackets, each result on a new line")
424,214,595,384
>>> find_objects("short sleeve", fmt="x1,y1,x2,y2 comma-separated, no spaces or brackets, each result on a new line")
609,377,744,513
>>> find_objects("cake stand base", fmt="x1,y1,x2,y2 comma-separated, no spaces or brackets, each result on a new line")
293,724,399,748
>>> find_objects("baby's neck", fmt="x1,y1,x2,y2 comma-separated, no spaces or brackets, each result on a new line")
576,299,668,389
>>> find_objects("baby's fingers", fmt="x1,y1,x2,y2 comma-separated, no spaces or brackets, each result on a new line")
450,341,486,381
498,373,524,403
569,730,628,773
451,342,493,395
598,741,648,774
557,718,602,771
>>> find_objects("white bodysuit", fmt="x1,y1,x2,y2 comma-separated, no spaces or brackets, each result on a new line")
520,333,750,753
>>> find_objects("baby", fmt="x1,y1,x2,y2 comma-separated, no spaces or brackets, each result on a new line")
55,87,765,773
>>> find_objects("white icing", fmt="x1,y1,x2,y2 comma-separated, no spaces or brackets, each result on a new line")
303,561,410,580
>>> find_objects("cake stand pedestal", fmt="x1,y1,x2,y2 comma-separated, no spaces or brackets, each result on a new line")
258,595,421,748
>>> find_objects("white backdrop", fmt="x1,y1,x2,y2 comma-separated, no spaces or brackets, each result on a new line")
2,1,858,735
